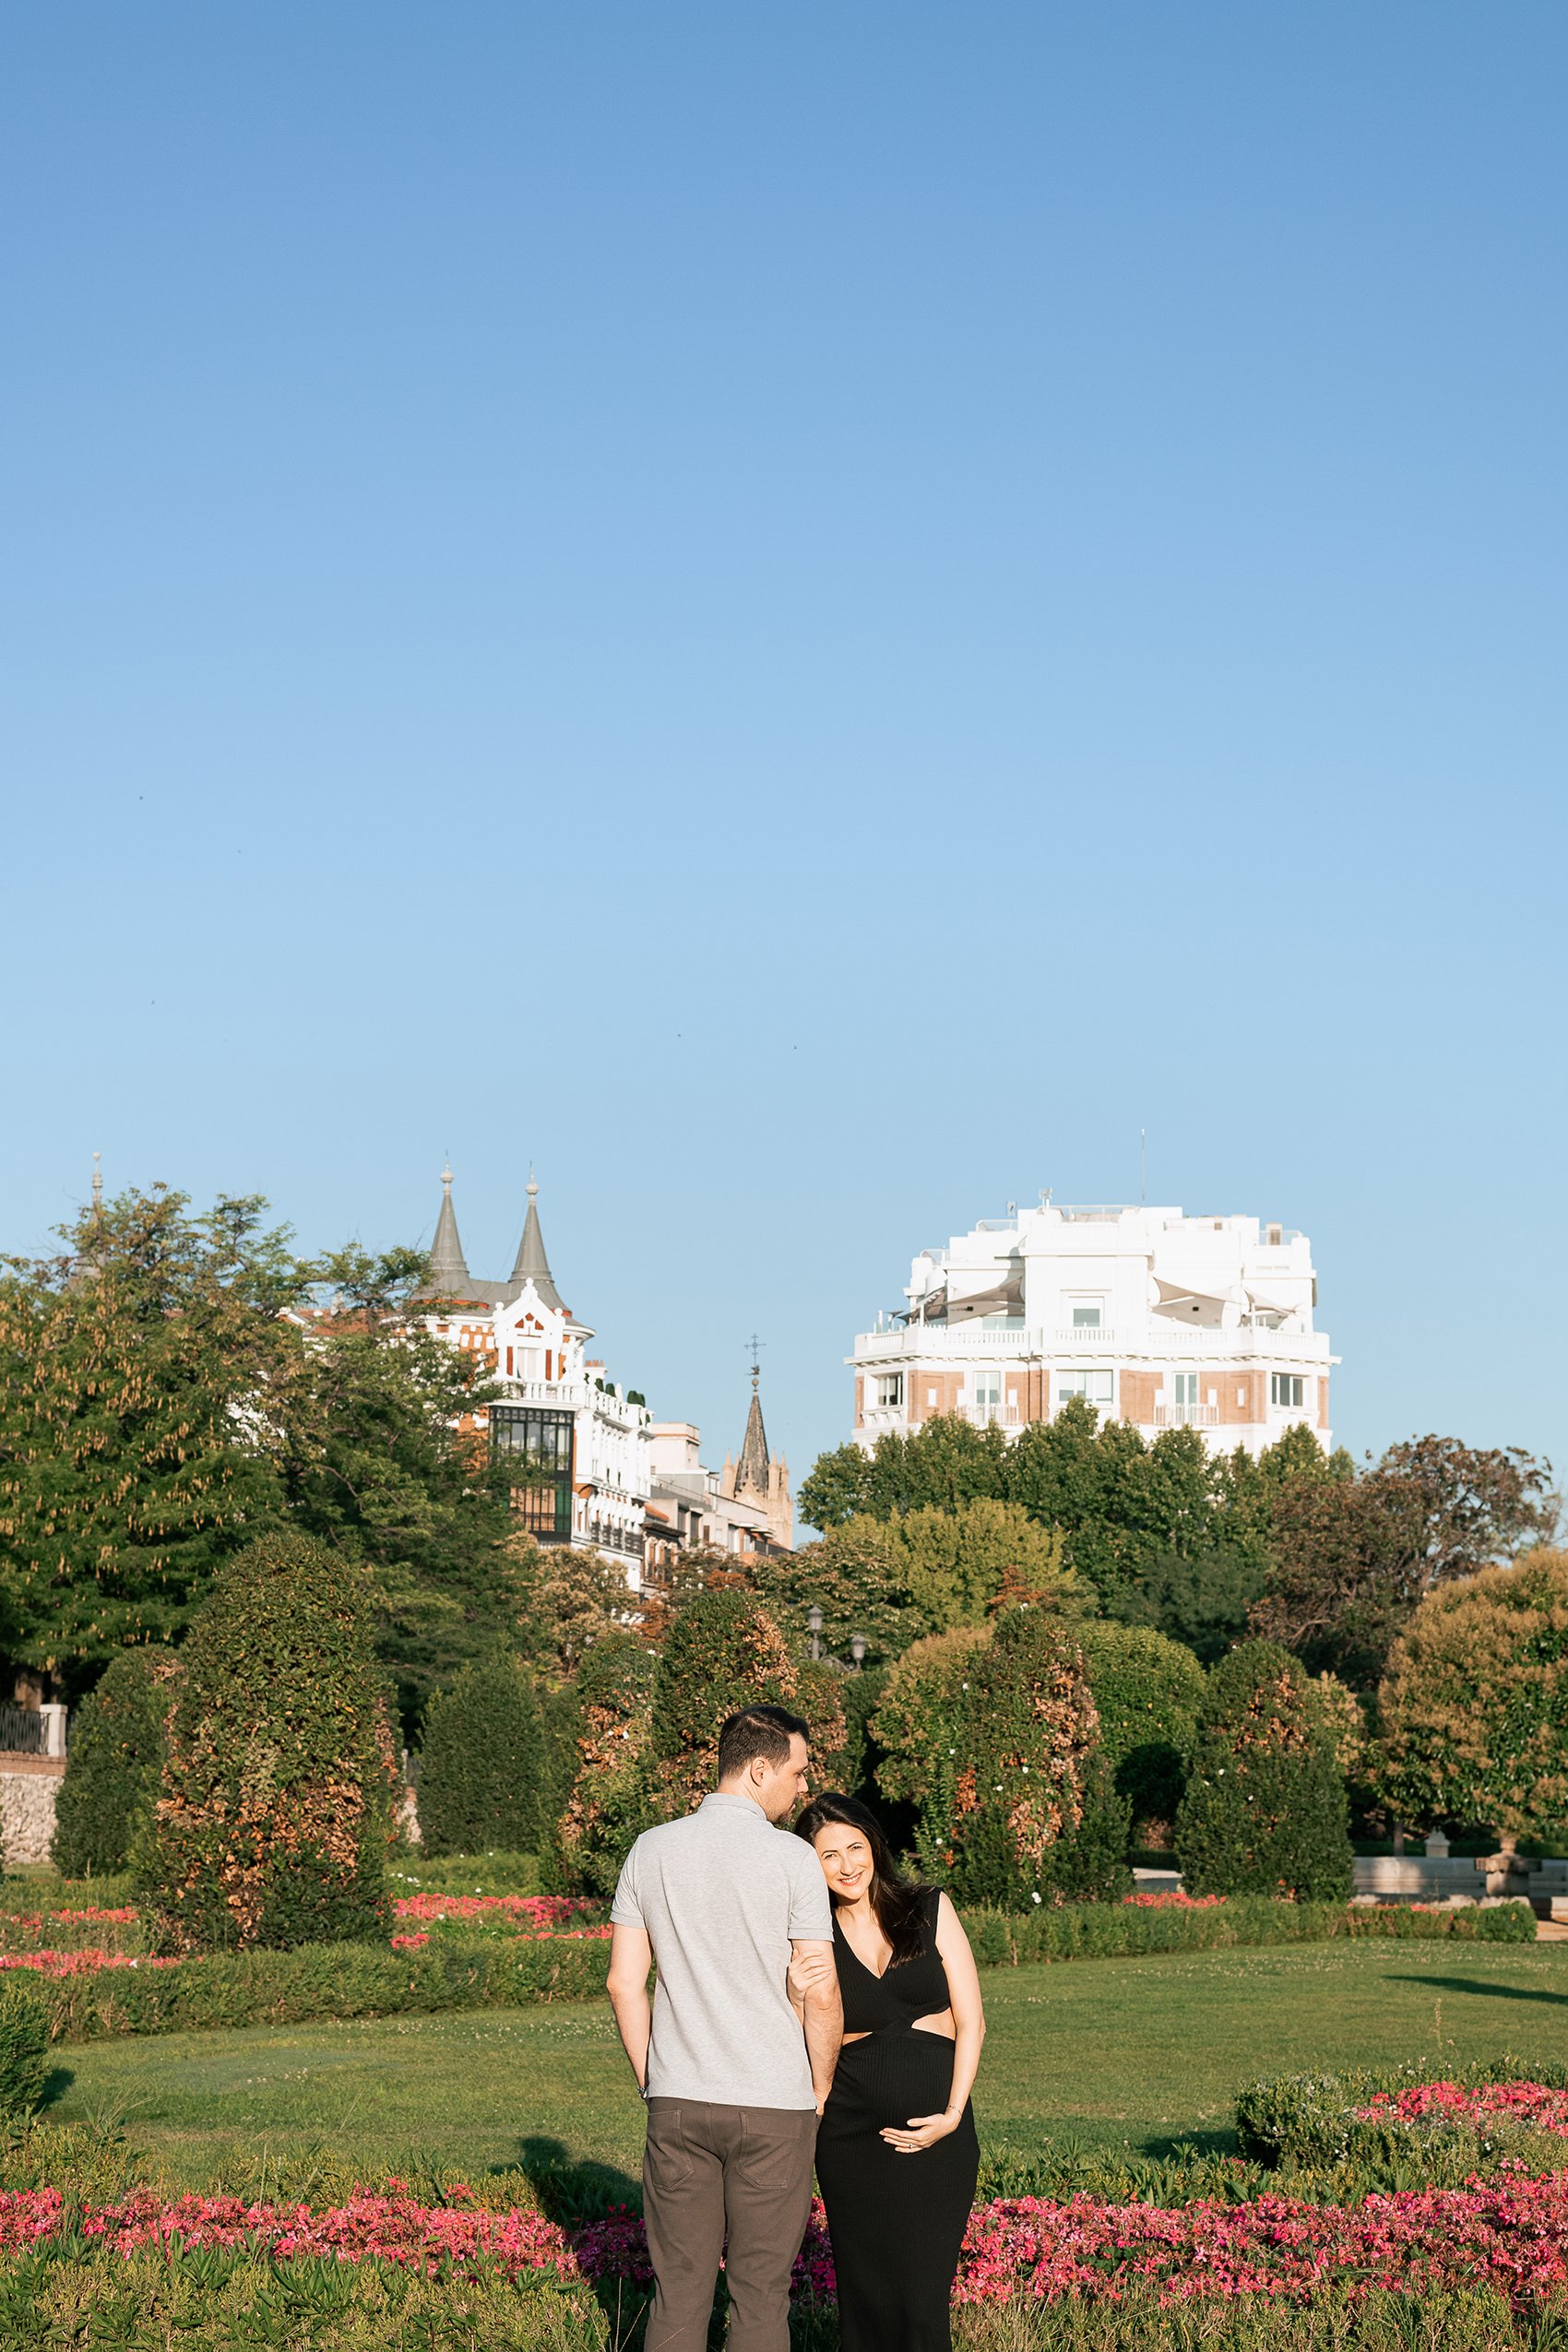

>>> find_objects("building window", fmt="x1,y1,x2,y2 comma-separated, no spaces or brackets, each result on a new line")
874,1372,904,1408
972,1371,1002,1409
1173,1372,1201,1407
490,1404,575,1542
1058,1370,1114,1418
1068,1297,1104,1328
1271,1373,1304,1408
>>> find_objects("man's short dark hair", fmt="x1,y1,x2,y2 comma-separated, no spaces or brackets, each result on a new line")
717,1705,810,1784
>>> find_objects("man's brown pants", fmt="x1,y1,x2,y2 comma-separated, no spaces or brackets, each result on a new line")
642,2097,818,2352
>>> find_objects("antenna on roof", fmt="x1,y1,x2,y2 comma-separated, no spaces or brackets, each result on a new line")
1139,1129,1147,1206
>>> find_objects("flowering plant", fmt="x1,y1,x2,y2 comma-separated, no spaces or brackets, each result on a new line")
1122,1891,1226,1909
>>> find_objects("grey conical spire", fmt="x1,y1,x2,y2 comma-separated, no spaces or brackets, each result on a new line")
509,1172,564,1311
428,1161,471,1295
734,1368,771,1502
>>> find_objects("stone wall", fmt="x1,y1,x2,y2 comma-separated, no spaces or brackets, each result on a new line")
0,1756,64,1866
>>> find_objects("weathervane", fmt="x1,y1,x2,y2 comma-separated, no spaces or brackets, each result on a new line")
745,1332,765,1391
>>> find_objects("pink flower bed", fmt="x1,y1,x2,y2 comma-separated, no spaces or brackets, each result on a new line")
391,1895,601,1928
1122,1891,1226,1909
1356,2083,1568,2138
5,1907,138,1930
6,2169,1568,2308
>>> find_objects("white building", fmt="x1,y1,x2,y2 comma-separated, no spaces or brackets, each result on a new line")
850,1201,1336,1457
417,1168,652,1586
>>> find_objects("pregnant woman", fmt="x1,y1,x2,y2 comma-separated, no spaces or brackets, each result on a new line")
793,1793,984,2352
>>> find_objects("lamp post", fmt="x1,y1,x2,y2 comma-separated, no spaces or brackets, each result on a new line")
807,1605,823,1664
849,1633,867,1671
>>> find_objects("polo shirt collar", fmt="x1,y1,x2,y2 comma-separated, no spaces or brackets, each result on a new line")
701,1790,770,1823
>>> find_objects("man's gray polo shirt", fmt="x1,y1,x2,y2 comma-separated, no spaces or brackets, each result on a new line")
611,1791,833,2109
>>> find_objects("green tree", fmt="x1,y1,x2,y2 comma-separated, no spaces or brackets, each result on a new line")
0,1188,303,1692
138,1530,395,1953
1075,1622,1206,1834
416,1648,549,1858
1375,1547,1568,1847
52,1648,179,1877
756,1518,915,1664
896,1499,1088,1631
1253,1435,1556,1687
279,1245,535,1731
872,1626,992,1874
1175,1639,1351,1900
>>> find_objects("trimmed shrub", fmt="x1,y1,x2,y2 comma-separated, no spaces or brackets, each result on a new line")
1376,1547,1568,1843
138,1531,396,1953
417,1650,548,1859
647,1589,796,1807
1175,1640,1352,1902
944,1607,1100,1908
1074,1623,1205,1833
872,1626,992,1874
1031,1752,1134,1905
553,1633,658,1898
960,1893,1536,1971
52,1649,178,1878
0,1978,52,2116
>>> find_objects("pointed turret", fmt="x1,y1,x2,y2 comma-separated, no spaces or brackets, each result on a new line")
428,1162,472,1296
509,1173,564,1311
734,1368,771,1503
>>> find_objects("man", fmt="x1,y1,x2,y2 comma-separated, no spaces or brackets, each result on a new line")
606,1704,843,2352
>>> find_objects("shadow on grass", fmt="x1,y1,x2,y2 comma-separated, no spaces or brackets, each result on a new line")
38,2066,74,2111
1384,1975,1568,2007
513,2135,658,2352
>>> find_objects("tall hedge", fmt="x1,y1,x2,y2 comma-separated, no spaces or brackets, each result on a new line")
552,1633,658,1898
1175,1639,1352,1901
417,1651,547,1859
53,1649,178,1878
1376,1548,1568,1844
648,1589,797,1810
138,1531,396,1953
944,1607,1101,1908
871,1626,991,1876
1075,1623,1206,1834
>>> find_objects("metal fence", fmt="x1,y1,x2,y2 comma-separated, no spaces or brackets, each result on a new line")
0,1705,47,1755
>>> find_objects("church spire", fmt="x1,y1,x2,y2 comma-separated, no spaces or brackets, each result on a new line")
428,1161,471,1295
734,1360,771,1503
509,1171,564,1311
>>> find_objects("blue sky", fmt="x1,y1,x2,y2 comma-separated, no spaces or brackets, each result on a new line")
3,3,1564,1515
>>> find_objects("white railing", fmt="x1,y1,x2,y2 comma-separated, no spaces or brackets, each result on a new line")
1155,1402,1219,1429
500,1378,643,1430
960,1404,1022,1427
853,1324,1329,1364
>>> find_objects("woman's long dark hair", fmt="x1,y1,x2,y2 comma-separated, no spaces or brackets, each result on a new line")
794,1792,932,1967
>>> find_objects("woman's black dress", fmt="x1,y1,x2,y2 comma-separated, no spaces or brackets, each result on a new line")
814,1889,979,2352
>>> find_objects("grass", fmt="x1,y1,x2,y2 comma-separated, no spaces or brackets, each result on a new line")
37,1936,1568,2190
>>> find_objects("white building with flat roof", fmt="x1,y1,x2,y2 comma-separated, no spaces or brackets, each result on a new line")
850,1201,1336,1456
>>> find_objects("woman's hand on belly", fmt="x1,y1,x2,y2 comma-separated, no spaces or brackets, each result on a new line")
881,2109,963,2153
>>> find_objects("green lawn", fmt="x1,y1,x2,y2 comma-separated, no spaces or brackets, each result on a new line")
44,1939,1568,2190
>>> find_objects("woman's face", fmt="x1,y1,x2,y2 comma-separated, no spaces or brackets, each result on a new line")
813,1822,873,1902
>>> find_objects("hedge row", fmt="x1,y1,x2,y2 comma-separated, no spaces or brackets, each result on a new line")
24,1896,1535,2046
33,1934,609,2044
959,1895,1537,1967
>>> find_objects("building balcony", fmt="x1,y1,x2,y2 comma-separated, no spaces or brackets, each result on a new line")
853,1323,1330,1366
1154,1402,1219,1429
501,1375,646,1431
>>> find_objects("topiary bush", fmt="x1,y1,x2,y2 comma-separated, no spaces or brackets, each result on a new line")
1074,1623,1206,1835
647,1589,797,1811
552,1633,658,1898
417,1649,548,1859
137,1530,397,1953
0,1978,52,2117
870,1625,992,1876
944,1607,1101,1908
1175,1640,1352,1901
53,1649,178,1878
